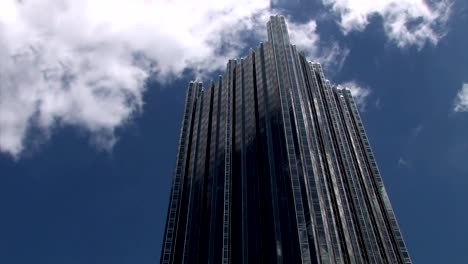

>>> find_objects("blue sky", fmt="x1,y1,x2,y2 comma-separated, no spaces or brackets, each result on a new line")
0,0,467,263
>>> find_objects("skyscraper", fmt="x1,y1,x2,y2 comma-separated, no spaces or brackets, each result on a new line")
161,15,411,264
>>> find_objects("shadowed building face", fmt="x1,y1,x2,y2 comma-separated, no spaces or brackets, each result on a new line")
160,15,412,264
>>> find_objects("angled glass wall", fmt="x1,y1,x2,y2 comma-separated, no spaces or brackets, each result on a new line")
160,15,412,264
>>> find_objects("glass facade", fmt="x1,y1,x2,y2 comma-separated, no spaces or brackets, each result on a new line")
161,15,412,264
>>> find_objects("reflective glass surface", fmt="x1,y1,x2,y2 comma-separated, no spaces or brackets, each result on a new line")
161,15,412,264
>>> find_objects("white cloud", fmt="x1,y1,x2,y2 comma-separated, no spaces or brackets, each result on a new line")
0,0,275,158
337,81,371,111
288,19,320,56
0,0,331,158
316,43,350,73
375,98,381,109
411,124,424,138
397,157,409,168
453,83,468,112
287,19,349,73
321,0,451,48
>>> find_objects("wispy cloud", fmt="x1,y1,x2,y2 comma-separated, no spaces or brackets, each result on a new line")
287,18,349,73
453,83,468,112
317,43,350,74
321,0,452,48
337,81,371,111
375,98,382,109
411,124,424,138
397,157,409,168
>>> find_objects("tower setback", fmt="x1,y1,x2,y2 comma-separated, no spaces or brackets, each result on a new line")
161,15,411,264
